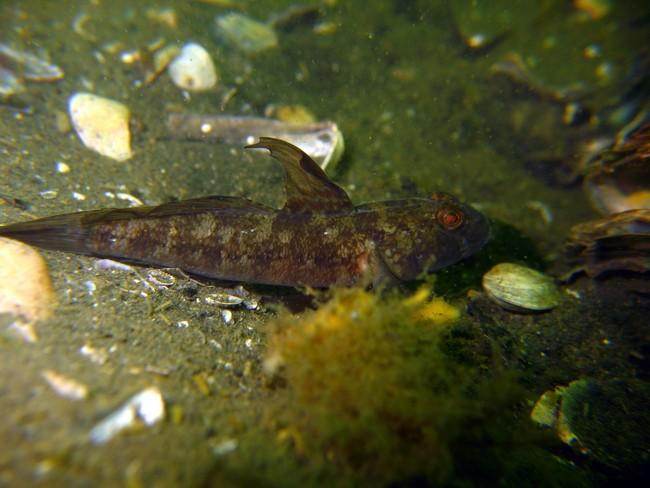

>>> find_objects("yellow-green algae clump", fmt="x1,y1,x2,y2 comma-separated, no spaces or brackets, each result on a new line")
262,287,534,486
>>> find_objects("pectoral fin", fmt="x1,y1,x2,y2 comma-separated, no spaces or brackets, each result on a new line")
246,137,353,213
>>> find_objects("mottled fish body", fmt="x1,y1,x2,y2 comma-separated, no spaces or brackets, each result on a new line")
0,138,489,287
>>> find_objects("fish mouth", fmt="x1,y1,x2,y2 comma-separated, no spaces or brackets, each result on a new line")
460,214,491,257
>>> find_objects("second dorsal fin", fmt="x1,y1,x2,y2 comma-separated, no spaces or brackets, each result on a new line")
246,137,353,213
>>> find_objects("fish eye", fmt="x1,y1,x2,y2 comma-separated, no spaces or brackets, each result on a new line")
436,207,464,230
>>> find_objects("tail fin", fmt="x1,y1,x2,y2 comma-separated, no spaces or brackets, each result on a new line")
0,212,92,254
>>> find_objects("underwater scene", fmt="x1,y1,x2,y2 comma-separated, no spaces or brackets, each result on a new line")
1,0,649,486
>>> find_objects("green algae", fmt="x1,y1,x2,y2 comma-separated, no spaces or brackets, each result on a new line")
251,288,556,486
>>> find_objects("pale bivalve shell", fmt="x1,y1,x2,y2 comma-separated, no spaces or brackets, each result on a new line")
0,237,56,323
68,93,133,161
482,262,561,312
168,43,218,91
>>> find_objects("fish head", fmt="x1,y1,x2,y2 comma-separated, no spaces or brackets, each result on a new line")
373,193,490,281
426,192,490,270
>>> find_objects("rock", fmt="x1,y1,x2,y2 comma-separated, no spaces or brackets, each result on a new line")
68,93,133,161
168,43,218,92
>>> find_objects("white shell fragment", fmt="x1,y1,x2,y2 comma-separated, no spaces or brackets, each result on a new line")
482,262,562,312
89,387,165,444
42,369,88,400
168,43,218,92
0,237,56,326
68,93,133,161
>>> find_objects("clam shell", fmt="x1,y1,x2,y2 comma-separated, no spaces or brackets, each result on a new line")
482,262,561,312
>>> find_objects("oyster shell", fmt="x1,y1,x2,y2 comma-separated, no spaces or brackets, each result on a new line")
482,262,562,312
584,121,650,215
564,209,650,280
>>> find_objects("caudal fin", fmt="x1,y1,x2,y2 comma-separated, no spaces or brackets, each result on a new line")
0,212,91,254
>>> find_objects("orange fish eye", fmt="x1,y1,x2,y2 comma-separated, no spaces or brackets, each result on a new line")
437,208,464,230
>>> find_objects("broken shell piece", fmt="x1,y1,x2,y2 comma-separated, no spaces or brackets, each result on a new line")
68,93,133,161
168,43,217,92
0,43,64,97
89,387,164,444
563,209,650,280
0,64,24,97
0,237,56,324
214,13,278,54
166,114,344,170
531,379,650,467
143,44,180,85
531,382,581,446
482,262,561,312
42,369,88,400
530,386,564,428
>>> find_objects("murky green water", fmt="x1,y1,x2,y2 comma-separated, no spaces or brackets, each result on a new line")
1,1,649,486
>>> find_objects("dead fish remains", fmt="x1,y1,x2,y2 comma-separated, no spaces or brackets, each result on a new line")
0,138,489,287
166,113,344,170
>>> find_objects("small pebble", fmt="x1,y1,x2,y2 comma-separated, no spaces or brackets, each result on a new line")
79,343,109,365
168,43,218,91
55,161,71,173
39,190,58,200
583,43,602,59
595,61,614,82
212,439,238,456
220,309,233,324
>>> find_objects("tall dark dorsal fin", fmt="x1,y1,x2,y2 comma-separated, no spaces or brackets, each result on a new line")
246,137,353,213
